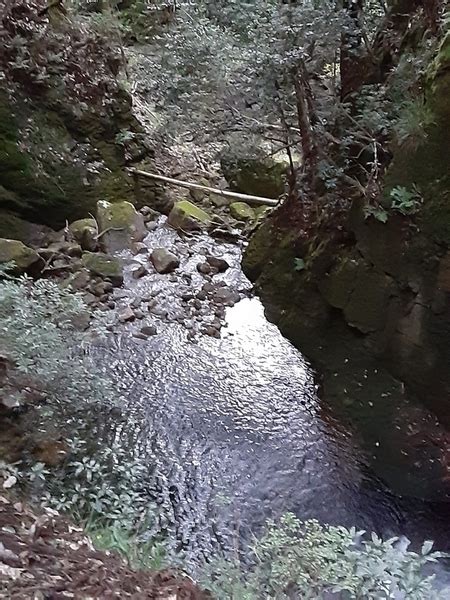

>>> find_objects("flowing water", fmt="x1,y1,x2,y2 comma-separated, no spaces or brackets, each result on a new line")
95,218,450,575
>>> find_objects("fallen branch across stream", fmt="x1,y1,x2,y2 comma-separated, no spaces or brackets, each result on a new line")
128,168,280,207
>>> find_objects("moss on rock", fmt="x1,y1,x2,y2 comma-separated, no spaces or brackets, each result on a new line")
96,200,147,253
69,219,98,251
168,200,211,231
0,238,41,272
229,202,256,221
221,155,286,198
81,252,123,286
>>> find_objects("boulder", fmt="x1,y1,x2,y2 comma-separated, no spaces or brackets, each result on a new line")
220,154,286,198
97,200,147,253
150,248,180,274
69,218,98,251
168,200,211,232
81,252,123,286
0,238,41,273
229,202,255,221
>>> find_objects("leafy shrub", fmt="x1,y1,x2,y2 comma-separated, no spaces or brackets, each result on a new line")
203,513,448,599
0,274,111,410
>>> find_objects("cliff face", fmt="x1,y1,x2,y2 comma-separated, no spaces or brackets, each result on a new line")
0,0,161,236
243,33,450,499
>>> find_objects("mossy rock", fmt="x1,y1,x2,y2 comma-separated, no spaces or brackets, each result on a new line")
69,218,98,251
81,252,123,286
0,90,148,230
167,200,211,231
220,155,286,198
229,202,255,221
0,238,41,273
96,200,147,253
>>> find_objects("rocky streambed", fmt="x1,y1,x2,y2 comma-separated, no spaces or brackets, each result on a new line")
3,199,450,580
59,210,450,573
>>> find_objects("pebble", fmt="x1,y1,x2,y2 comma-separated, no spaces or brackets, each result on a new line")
134,309,145,319
203,325,221,338
83,292,97,305
140,324,157,336
206,256,230,272
131,265,148,279
202,282,215,294
197,262,211,275
132,331,148,340
196,291,207,301
118,307,135,322
132,242,148,255
130,297,142,309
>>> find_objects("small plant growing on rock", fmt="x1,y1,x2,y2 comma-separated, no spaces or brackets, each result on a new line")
390,185,422,216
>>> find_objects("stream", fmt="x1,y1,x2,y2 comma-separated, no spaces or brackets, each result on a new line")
94,217,450,576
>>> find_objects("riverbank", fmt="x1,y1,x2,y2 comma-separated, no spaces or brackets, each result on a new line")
0,490,208,599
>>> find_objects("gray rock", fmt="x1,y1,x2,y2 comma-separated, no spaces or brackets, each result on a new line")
146,221,158,232
92,281,113,297
196,291,207,301
118,307,135,323
0,238,42,273
132,265,148,279
132,331,148,340
213,287,240,306
97,200,147,253
83,292,97,305
134,309,145,319
81,252,123,287
206,256,229,272
130,297,142,309
140,324,157,336
69,219,98,252
197,262,211,275
66,269,91,291
203,325,221,338
131,242,148,255
202,282,215,294
150,248,180,274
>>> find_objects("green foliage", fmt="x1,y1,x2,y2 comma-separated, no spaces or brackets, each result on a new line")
394,98,436,147
364,205,389,223
293,258,306,272
0,274,112,410
390,185,422,216
203,514,448,599
90,523,167,571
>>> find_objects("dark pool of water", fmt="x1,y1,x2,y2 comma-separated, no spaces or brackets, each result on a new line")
95,220,450,575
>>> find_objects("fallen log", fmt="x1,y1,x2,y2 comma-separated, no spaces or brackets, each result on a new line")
128,168,280,207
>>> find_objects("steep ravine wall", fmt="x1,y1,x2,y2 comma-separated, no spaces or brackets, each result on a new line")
242,33,450,499
0,0,166,239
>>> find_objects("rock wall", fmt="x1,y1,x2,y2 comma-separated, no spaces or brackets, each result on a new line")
242,32,450,498
0,0,163,235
